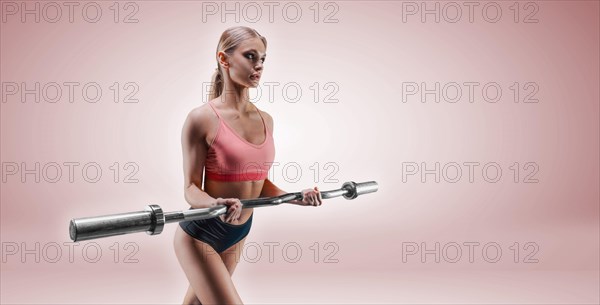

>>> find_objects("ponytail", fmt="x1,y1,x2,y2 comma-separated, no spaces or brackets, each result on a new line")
209,68,223,101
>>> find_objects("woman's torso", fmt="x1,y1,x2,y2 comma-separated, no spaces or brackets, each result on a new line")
202,98,274,225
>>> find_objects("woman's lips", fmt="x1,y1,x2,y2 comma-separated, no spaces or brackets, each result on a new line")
250,74,260,81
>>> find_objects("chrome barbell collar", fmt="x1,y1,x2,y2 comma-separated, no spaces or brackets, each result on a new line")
145,204,165,235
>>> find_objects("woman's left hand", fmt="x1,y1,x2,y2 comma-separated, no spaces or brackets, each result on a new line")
301,187,322,206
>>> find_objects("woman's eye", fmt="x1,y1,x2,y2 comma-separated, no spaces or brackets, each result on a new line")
246,54,265,63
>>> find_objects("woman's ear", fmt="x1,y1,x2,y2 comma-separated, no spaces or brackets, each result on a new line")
217,51,229,69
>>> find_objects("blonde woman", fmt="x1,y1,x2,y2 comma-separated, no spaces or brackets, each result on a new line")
173,26,323,304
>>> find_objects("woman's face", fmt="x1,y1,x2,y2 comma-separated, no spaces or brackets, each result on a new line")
220,37,266,88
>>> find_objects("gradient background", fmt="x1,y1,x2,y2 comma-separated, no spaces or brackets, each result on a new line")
1,1,598,304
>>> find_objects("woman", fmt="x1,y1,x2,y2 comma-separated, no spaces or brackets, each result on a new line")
173,26,323,305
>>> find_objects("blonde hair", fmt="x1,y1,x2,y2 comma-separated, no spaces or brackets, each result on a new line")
209,26,268,101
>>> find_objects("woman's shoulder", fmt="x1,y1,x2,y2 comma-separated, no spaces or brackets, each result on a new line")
184,102,219,134
255,106,274,132
190,100,221,120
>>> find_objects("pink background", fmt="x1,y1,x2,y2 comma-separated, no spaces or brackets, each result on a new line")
1,1,598,304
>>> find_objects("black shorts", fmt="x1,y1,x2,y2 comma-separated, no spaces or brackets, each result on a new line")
179,212,253,253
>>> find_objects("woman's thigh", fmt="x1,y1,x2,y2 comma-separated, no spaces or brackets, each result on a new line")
220,237,247,276
174,226,243,304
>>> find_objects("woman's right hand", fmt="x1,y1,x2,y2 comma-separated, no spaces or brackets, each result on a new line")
215,197,243,223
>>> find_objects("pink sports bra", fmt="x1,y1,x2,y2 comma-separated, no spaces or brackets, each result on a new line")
204,100,276,182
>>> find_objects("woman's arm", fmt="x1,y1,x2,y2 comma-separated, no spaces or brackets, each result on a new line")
181,108,217,209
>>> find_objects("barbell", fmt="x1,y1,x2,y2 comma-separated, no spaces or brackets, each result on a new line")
69,180,378,242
